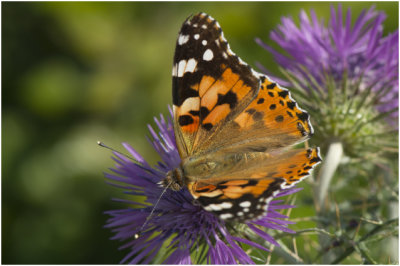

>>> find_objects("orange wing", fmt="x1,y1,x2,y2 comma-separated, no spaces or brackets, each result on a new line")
198,75,314,155
187,148,321,222
172,13,260,158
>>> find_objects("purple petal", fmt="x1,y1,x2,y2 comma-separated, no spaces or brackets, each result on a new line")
232,236,270,252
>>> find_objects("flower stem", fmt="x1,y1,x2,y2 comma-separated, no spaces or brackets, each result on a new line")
314,142,343,264
315,142,343,211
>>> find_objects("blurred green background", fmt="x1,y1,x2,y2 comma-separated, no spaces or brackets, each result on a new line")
2,2,398,264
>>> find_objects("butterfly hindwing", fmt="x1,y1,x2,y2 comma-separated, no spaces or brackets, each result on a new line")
187,148,321,222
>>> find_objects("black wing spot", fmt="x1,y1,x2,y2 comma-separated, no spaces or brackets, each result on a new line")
246,108,256,115
267,83,276,89
257,98,265,104
279,100,285,106
287,111,294,117
310,156,322,163
247,179,259,186
179,115,194,126
202,123,213,131
268,92,274,97
253,111,264,121
217,91,237,108
297,112,309,122
275,115,284,122
278,90,289,98
287,101,296,110
269,104,276,110
200,106,210,118
189,110,200,116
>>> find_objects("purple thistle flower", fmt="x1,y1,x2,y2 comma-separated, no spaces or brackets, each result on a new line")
256,4,398,123
104,107,301,264
254,4,398,217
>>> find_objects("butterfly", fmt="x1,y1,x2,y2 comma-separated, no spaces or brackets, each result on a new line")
162,13,321,222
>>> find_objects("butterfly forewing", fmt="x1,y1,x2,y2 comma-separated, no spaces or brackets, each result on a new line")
172,13,260,157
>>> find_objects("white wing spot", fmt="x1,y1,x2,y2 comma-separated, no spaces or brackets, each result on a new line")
204,206,213,211
220,213,233,220
177,60,187,77
222,52,228,59
177,58,198,77
203,49,214,61
193,23,198,27
243,208,249,212
201,24,207,29
185,58,197,73
172,64,177,77
220,202,233,209
205,202,233,212
206,204,222,211
202,40,207,46
239,201,251,208
194,34,200,40
178,34,189,45
237,212,244,216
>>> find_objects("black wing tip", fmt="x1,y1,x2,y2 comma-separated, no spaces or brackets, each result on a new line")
183,12,215,26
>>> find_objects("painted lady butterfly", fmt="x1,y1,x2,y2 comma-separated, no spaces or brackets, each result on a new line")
162,13,321,222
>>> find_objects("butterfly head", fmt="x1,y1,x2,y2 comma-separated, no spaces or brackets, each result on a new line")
163,167,185,191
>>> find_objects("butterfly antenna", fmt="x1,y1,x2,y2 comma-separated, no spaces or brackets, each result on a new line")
97,141,163,175
97,141,141,162
134,180,172,239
